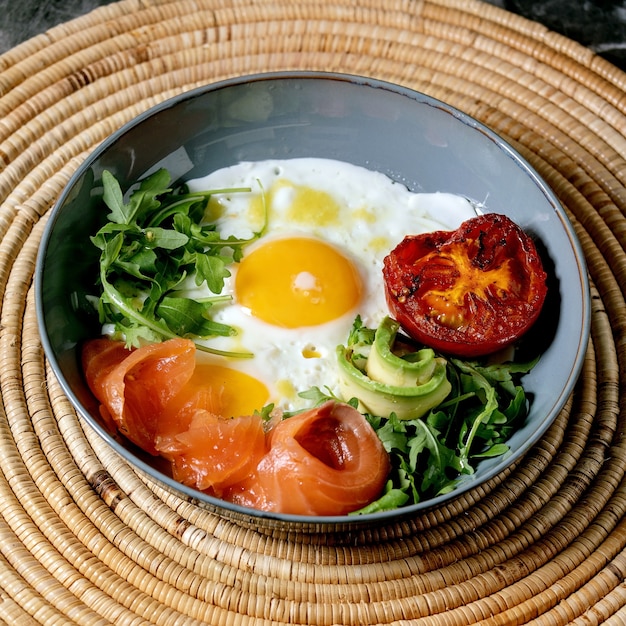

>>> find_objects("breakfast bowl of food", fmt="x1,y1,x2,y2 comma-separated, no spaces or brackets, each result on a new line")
36,71,590,531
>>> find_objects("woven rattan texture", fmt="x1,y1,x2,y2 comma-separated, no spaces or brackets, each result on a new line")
0,0,624,624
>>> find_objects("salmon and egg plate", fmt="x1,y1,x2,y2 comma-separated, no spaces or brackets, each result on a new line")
85,158,481,516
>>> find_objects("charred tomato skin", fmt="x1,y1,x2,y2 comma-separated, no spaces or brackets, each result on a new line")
382,213,548,357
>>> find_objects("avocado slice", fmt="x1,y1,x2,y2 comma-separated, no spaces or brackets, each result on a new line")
366,316,438,387
336,316,451,420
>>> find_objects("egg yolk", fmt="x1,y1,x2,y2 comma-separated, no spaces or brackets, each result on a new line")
193,363,270,418
235,237,362,328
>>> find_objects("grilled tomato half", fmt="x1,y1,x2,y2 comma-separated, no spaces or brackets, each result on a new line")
382,213,548,357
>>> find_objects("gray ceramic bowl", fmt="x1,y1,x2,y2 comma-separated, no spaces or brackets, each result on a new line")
36,72,590,532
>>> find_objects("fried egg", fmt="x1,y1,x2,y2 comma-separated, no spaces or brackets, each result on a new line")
184,158,477,414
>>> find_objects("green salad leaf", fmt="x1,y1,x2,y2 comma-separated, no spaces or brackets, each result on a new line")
90,169,261,357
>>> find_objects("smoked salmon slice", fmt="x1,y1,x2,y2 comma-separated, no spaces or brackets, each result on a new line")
152,362,269,494
159,409,267,495
82,337,196,455
81,338,136,433
225,401,391,516
81,338,132,398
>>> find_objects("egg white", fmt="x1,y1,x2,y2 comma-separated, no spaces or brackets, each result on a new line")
184,158,477,412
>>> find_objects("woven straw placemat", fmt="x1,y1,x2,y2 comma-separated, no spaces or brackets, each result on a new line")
0,0,624,624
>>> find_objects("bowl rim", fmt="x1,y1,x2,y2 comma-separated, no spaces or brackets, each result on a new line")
35,70,591,527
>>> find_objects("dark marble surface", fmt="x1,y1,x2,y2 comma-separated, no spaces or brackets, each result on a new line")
505,0,626,70
0,0,117,52
0,0,625,73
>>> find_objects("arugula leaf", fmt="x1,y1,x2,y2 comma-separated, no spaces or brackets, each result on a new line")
194,253,232,293
156,296,234,338
122,324,164,347
375,413,410,454
298,386,339,406
90,169,259,357
350,481,410,515
101,170,129,224
142,227,189,250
